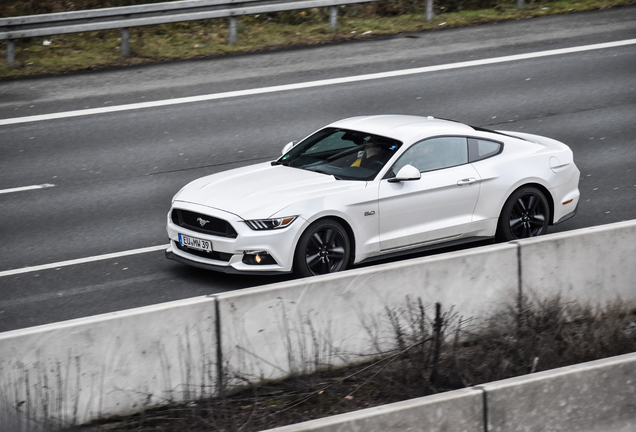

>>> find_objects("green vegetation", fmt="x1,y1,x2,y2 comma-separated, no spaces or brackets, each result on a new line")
1,0,635,78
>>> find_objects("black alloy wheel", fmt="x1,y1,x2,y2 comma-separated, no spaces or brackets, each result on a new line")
496,186,550,241
294,219,350,277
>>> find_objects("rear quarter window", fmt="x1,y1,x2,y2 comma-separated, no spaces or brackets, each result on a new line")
468,138,502,162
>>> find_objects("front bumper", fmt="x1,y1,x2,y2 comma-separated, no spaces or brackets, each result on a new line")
166,201,304,274
165,246,292,275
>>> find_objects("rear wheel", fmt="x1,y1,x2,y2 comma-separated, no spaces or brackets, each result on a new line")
496,186,550,241
294,219,350,277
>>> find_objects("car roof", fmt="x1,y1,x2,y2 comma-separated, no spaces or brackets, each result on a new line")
327,115,476,143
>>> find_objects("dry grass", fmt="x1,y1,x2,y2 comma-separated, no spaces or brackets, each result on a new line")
69,296,636,432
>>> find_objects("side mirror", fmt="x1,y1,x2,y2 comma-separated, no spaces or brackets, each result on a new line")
281,141,296,155
388,164,421,183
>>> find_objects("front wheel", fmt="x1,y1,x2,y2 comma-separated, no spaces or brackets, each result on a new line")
294,219,350,277
496,186,550,241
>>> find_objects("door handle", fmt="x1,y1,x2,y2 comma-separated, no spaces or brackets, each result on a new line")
457,178,477,186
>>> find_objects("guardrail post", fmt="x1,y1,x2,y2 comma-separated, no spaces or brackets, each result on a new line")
516,0,525,8
121,28,130,56
329,6,338,29
425,0,433,20
228,16,238,44
6,40,16,65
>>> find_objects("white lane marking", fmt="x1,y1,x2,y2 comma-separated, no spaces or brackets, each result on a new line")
1,39,634,127
0,183,55,194
0,244,168,278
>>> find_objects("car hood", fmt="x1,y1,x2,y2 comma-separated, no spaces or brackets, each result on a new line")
173,162,364,219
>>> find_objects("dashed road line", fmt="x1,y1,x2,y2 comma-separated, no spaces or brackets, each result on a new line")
0,183,55,195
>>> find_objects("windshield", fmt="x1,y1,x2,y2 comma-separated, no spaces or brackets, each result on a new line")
274,128,402,180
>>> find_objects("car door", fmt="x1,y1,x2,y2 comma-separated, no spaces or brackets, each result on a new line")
378,137,481,252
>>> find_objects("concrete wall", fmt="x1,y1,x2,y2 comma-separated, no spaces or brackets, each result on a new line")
0,219,635,428
484,352,636,432
262,387,486,432
218,243,518,384
0,297,218,428
263,352,636,432
520,220,636,304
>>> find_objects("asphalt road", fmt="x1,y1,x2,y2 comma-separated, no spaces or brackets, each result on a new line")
1,7,635,332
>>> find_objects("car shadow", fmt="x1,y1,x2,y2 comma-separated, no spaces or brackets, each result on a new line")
165,260,296,291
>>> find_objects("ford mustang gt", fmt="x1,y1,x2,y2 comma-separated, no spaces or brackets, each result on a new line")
166,115,580,277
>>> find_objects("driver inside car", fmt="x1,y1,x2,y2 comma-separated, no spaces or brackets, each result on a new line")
351,137,392,168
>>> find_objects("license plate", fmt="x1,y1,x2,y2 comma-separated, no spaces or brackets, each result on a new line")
179,233,212,252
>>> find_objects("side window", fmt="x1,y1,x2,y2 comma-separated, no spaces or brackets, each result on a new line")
392,137,468,174
468,138,502,162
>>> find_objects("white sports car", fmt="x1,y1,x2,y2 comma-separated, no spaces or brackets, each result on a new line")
166,115,580,277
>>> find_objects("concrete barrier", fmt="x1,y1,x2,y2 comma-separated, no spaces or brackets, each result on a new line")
519,220,636,304
261,387,486,432
0,296,218,428
1,220,635,427
262,352,636,432
217,243,518,384
484,352,636,432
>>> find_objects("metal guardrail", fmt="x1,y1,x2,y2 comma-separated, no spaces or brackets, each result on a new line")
0,0,381,64
1,0,525,65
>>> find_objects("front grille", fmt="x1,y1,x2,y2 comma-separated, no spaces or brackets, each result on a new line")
171,209,238,238
174,241,233,262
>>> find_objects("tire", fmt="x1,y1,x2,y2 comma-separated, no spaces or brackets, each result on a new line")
294,219,350,277
496,186,550,242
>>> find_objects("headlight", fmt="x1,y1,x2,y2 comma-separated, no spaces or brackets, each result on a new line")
244,216,297,231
